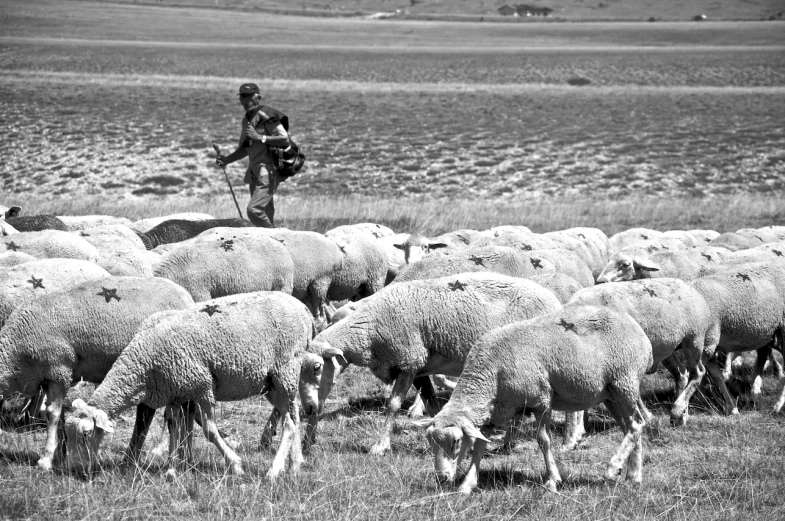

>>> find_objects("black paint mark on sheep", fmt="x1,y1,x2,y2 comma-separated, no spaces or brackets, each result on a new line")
736,273,751,282
27,276,45,289
469,255,484,266
97,287,121,302
644,287,657,297
80,231,90,237
5,241,20,251
521,243,533,251
530,258,543,269
773,250,783,257
220,239,234,251
274,237,285,244
701,253,713,261
201,304,221,316
641,234,649,240
448,280,468,291
338,245,347,253
578,233,586,239
558,318,577,333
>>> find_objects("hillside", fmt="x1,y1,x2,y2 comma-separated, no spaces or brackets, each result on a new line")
77,0,785,21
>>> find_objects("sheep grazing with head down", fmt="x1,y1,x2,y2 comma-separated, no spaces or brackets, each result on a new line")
300,272,562,455
413,306,653,494
596,247,729,283
65,291,312,480
0,276,194,470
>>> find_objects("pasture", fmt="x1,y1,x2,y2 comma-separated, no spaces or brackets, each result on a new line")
2,1,785,519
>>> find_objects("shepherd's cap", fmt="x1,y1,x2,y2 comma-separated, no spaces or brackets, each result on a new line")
238,83,260,95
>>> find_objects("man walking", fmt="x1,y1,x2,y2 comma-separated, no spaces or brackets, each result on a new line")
215,83,290,228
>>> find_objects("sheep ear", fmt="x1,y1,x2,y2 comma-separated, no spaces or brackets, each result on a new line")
6,206,21,218
427,242,448,250
321,346,348,367
410,418,433,430
393,243,405,250
461,420,491,443
71,398,88,411
633,257,660,272
93,410,114,434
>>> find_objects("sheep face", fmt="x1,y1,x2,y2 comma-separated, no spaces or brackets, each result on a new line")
597,253,660,283
299,352,323,416
424,425,466,483
64,399,114,475
393,234,448,265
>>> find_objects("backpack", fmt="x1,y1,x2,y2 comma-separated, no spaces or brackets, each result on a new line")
253,105,306,180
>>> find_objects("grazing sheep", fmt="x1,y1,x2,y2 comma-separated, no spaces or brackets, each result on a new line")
154,232,294,302
0,259,111,328
325,233,388,302
5,215,68,232
1,230,100,262
544,227,611,280
132,213,215,233
300,272,562,454
719,241,785,267
0,252,37,268
525,249,594,288
430,229,481,249
58,215,135,231
64,292,312,480
473,229,560,252
194,227,342,321
413,305,652,493
394,245,535,283
134,218,253,250
75,225,156,277
691,262,785,414
608,228,663,252
0,276,194,470
389,232,450,265
566,279,720,428
531,272,583,305
597,247,729,283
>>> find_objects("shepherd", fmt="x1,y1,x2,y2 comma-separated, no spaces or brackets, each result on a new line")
215,83,290,228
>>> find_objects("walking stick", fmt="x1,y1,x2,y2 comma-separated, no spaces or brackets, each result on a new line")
212,142,244,220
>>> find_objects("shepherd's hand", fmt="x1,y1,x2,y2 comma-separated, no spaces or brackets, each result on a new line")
245,123,265,142
215,155,228,167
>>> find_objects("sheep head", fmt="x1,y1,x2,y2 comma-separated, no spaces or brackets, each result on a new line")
412,417,490,484
64,398,114,475
393,233,449,265
597,252,660,283
300,342,348,415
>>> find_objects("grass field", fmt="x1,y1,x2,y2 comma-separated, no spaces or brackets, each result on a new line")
2,1,785,519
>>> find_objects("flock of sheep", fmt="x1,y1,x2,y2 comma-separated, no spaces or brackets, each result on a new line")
1,202,784,494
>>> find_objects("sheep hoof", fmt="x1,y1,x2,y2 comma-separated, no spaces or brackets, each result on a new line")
164,469,177,482
230,462,245,477
36,458,53,471
457,483,474,495
605,467,622,482
369,442,390,456
669,415,685,427
225,438,241,451
544,479,560,492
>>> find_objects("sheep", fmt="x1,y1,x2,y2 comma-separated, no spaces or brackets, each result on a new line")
709,232,766,252
325,233,388,302
473,228,560,252
0,219,18,237
0,252,37,268
58,215,135,231
394,245,535,283
691,262,785,414
566,279,720,429
544,227,611,280
719,241,785,267
687,229,720,244
326,222,396,239
0,276,194,469
1,204,22,220
596,247,729,283
524,248,594,288
193,227,342,322
430,229,481,249
387,232,450,266
75,224,157,277
5,215,68,232
0,259,111,328
153,232,294,302
530,272,583,305
300,272,562,455
134,218,254,250
412,305,653,494
64,291,312,480
132,212,215,233
608,228,663,252
0,230,100,262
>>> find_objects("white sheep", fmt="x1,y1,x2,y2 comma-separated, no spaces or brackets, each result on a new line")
153,232,294,301
325,233,388,302
691,262,785,414
58,215,135,231
74,224,157,277
0,276,194,469
300,272,562,455
608,228,663,252
686,229,720,244
719,241,785,267
544,227,611,280
597,246,729,283
708,232,766,252
0,252,37,268
412,305,653,494
325,222,396,239
0,259,111,328
132,212,215,233
64,291,312,480
1,230,100,262
566,279,721,429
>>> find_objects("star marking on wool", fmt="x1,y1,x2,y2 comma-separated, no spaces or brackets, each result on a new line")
372,231,381,239
448,280,468,291
79,231,90,237
5,241,20,252
200,304,221,316
578,233,586,239
469,255,484,266
530,258,543,269
701,253,713,262
736,273,751,282
644,287,657,297
27,276,45,290
558,318,577,333
754,235,764,242
274,237,285,244
220,239,234,251
773,250,783,257
338,245,347,253
97,287,120,303
521,243,533,251
641,234,649,240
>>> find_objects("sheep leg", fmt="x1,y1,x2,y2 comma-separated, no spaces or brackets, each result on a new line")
267,410,302,479
165,404,187,482
561,410,586,452
533,410,561,492
412,376,440,417
198,402,244,476
185,402,196,464
126,403,157,462
721,351,736,381
705,355,740,415
261,390,281,449
407,392,426,418
37,381,66,470
304,412,318,451
370,372,415,455
751,344,773,408
661,354,689,398
501,412,526,452
604,399,643,484
457,435,489,494
670,350,708,425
